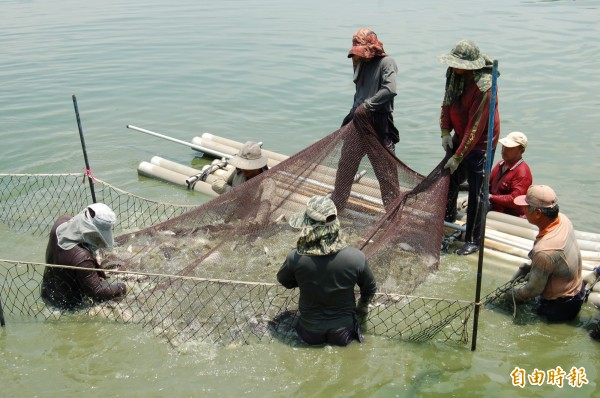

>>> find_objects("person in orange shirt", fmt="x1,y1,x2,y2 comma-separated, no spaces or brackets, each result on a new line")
510,185,584,322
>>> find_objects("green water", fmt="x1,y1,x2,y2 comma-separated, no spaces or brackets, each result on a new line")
1,0,599,396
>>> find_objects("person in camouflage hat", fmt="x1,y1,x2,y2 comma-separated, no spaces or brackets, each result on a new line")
287,195,346,255
438,39,501,256
277,195,377,346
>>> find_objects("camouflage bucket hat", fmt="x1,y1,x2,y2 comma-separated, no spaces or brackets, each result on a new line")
289,195,337,229
295,219,346,256
438,39,486,70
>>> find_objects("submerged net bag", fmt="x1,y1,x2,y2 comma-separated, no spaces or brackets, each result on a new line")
115,106,449,291
1,106,464,347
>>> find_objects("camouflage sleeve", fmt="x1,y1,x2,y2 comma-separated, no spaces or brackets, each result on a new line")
211,176,231,194
211,168,237,194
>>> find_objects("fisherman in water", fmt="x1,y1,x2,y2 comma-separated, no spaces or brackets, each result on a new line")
211,141,269,194
277,195,377,346
508,185,584,322
41,203,127,310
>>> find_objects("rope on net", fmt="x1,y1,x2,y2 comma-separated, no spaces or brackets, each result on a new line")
0,172,474,347
0,259,474,347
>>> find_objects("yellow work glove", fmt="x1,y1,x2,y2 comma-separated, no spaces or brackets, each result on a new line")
444,155,461,174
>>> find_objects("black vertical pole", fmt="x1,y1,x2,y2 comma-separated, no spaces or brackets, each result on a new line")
471,60,499,351
0,294,5,327
72,95,97,203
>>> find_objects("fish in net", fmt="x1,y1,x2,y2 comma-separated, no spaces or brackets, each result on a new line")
103,106,451,344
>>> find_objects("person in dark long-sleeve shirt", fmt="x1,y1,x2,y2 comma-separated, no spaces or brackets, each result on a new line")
277,196,377,346
42,203,126,310
332,28,400,212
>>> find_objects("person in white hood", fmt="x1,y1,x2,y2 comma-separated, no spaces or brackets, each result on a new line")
41,203,126,309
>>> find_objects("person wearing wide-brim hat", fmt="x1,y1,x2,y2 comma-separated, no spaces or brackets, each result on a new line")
211,141,269,194
277,195,377,347
488,131,533,217
438,39,501,256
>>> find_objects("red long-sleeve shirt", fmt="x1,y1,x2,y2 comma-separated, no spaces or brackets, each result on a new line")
440,78,500,159
489,159,533,217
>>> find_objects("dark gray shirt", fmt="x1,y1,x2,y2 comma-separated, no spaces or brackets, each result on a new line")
277,246,377,333
351,56,397,114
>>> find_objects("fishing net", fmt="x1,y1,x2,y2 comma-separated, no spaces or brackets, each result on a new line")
115,107,449,288
0,108,476,347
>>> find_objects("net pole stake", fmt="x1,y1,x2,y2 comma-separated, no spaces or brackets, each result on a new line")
72,94,97,203
471,60,499,352
0,294,5,327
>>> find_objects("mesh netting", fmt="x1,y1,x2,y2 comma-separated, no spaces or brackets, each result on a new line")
115,108,449,292
0,260,474,347
0,173,194,235
0,109,480,346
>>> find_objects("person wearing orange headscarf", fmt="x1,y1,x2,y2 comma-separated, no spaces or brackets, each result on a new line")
342,28,399,151
332,28,400,212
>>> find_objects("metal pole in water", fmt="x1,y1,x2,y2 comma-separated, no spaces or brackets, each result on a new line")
0,294,5,327
72,94,97,204
126,124,233,159
471,60,499,351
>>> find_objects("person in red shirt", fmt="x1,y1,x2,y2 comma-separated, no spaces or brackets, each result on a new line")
489,131,533,217
438,39,500,256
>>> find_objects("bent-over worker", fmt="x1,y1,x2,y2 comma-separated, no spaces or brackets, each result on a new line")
42,203,127,309
509,185,584,322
